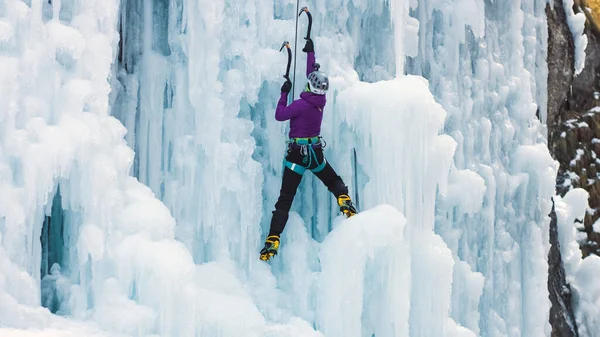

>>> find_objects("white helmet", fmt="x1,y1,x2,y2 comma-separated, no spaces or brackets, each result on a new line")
307,70,329,95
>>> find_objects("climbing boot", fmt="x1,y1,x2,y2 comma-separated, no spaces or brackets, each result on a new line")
337,194,357,218
259,235,280,261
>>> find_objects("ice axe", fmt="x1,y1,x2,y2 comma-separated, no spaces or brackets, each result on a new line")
280,41,294,101
298,6,313,40
279,41,292,81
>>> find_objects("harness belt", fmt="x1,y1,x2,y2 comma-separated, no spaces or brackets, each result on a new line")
291,136,320,145
284,136,326,175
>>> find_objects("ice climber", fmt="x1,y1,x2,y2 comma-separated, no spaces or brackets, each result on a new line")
260,37,358,262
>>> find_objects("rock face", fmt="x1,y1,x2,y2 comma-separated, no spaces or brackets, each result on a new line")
546,2,575,144
555,109,600,256
545,1,600,336
550,1,600,257
548,199,579,337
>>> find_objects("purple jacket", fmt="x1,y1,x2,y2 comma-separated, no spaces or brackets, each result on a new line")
275,52,326,138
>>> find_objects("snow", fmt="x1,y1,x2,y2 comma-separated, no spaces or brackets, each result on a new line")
563,0,588,75
0,328,118,337
2,0,600,336
439,168,486,216
452,0,485,42
318,205,410,337
554,189,588,276
571,254,600,336
554,189,600,336
570,149,585,167
594,218,600,233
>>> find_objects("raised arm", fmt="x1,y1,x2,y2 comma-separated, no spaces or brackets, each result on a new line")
307,52,316,77
303,38,315,76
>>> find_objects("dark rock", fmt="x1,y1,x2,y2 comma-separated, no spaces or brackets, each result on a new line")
546,1,575,149
549,0,600,258
548,199,579,337
546,1,588,336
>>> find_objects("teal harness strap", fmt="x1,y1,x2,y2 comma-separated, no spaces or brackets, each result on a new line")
284,160,307,175
308,145,326,173
293,136,320,145
284,137,327,175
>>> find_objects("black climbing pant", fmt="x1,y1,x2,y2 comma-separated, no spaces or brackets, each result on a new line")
268,144,348,237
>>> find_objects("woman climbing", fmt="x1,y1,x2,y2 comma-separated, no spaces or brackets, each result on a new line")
259,36,357,262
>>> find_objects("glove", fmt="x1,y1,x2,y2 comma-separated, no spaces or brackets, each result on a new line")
281,80,292,93
302,38,314,53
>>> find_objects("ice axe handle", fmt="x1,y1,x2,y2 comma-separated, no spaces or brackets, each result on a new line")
280,41,292,80
299,7,312,40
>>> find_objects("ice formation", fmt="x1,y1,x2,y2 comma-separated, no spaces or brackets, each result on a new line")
563,0,588,75
554,189,600,336
1,0,599,336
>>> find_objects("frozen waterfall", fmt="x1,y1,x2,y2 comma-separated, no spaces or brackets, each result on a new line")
1,0,599,336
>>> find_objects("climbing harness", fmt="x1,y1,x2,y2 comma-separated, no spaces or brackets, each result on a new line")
284,136,327,175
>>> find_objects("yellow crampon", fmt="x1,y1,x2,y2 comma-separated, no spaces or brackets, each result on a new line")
259,235,280,261
337,194,357,218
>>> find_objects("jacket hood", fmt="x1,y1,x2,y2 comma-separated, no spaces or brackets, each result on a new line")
300,91,326,108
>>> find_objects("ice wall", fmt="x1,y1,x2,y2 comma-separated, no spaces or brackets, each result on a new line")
335,75,483,337
0,0,322,336
112,0,477,333
113,0,281,269
402,1,557,336
112,0,481,334
0,0,575,336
